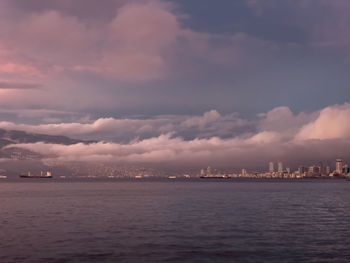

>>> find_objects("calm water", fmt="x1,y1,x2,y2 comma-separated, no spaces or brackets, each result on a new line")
0,179,350,263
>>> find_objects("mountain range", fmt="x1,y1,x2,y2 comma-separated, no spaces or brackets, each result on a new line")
0,128,92,163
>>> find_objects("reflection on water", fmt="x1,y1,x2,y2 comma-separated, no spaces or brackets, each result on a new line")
0,180,350,262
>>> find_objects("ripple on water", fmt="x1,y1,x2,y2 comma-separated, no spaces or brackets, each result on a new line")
0,180,350,263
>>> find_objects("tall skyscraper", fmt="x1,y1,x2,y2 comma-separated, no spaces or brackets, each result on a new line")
278,162,283,173
325,165,331,175
336,159,342,174
269,162,274,173
318,161,323,174
241,169,247,177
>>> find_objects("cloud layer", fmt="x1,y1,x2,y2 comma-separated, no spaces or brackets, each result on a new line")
0,0,268,84
3,0,347,116
3,103,350,170
0,110,254,142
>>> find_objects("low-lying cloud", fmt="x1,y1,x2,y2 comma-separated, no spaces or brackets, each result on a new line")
8,133,350,170
0,110,255,142
2,103,350,169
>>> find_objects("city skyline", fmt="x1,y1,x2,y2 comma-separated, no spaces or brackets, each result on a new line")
199,158,350,179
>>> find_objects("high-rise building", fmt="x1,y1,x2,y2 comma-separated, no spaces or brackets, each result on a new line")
207,166,211,175
336,159,342,174
286,167,291,174
299,166,308,177
319,161,323,174
325,165,331,175
278,162,283,173
269,162,274,173
241,169,247,177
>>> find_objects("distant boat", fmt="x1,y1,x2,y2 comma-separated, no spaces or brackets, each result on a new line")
0,175,7,179
168,176,177,179
200,175,230,179
19,171,52,179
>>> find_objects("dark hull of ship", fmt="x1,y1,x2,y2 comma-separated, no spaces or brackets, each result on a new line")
19,175,52,178
200,176,230,179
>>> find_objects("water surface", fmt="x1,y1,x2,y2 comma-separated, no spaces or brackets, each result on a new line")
1,179,350,262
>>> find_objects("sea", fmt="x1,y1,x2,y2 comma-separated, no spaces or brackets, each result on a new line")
0,178,350,263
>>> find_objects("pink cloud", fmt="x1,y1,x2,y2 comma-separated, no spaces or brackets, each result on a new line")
14,11,95,64
98,1,180,81
108,2,178,51
295,103,350,140
100,52,166,81
0,1,180,82
0,0,274,85
0,62,42,77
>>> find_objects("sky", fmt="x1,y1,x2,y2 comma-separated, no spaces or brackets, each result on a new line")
0,0,350,170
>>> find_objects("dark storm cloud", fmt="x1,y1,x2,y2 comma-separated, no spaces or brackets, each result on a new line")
0,110,256,142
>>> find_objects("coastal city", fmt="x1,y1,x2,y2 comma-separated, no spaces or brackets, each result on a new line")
1,159,349,180
200,159,350,179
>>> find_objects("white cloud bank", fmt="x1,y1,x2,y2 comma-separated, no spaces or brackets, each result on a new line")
296,103,350,140
2,103,350,169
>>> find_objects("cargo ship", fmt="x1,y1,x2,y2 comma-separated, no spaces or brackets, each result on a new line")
19,171,52,178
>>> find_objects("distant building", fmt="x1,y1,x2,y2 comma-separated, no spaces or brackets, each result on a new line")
336,159,342,174
241,169,247,177
325,165,331,175
286,167,291,174
269,162,274,173
207,166,211,175
278,162,283,173
299,166,308,177
308,166,320,177
319,161,323,174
